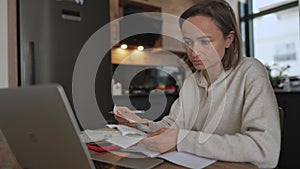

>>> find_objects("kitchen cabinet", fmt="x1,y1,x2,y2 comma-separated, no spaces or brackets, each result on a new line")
110,0,161,47
109,0,199,53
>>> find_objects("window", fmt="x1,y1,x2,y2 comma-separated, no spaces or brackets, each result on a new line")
240,0,299,77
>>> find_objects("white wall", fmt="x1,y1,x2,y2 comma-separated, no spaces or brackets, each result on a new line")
0,0,8,88
227,0,239,15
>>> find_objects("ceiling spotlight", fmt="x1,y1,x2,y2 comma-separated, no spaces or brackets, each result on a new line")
137,45,144,51
120,44,128,49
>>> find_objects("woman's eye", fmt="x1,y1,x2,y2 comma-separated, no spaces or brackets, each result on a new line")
184,41,193,46
200,40,210,45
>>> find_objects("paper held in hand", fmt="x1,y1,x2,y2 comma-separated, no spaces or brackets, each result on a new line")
112,105,147,124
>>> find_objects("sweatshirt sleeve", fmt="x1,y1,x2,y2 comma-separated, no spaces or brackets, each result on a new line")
177,60,281,168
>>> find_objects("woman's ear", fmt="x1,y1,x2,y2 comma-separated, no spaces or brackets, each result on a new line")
225,31,235,48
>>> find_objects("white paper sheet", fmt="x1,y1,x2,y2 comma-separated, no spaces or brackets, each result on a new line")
79,130,116,143
158,151,216,169
106,124,147,136
113,105,137,123
105,135,145,149
122,144,160,158
122,145,216,169
112,105,147,123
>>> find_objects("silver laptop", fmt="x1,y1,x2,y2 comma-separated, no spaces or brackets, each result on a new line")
0,84,164,169
0,84,96,169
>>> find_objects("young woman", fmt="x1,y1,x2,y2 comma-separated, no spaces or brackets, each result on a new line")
115,0,280,168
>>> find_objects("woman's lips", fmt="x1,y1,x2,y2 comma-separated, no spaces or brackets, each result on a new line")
193,60,204,65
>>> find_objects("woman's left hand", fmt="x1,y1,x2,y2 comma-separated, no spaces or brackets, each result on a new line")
141,128,179,153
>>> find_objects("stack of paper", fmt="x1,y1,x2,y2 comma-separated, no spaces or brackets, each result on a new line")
106,124,147,136
123,144,217,169
79,129,117,143
105,124,147,148
103,124,217,168
158,151,216,169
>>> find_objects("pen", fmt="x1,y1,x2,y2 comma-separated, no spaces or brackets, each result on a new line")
112,104,145,114
128,110,145,114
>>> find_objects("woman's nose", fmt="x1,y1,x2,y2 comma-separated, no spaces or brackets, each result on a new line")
191,49,198,58
191,45,203,57
191,42,204,56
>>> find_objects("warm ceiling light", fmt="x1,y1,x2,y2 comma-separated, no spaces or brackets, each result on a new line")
137,45,144,51
120,44,128,49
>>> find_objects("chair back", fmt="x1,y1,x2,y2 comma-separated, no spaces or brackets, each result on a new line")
278,107,284,132
275,107,284,169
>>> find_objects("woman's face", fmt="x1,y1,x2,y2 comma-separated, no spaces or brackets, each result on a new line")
181,15,234,71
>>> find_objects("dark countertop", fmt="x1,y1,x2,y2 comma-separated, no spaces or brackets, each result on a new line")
113,93,179,97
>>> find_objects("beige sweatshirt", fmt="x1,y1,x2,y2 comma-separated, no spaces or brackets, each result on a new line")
148,57,281,168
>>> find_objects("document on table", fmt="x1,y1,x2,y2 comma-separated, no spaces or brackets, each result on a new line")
105,124,147,148
122,144,160,158
106,124,147,136
123,144,216,169
79,129,117,143
105,135,145,149
159,151,216,169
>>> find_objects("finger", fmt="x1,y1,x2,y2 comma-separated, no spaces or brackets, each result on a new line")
115,112,123,118
141,140,160,152
131,140,142,147
147,128,167,137
147,131,161,137
114,115,126,122
146,145,159,152
117,106,131,113
115,112,128,121
160,128,168,132
126,122,137,128
119,121,136,128
114,115,129,124
142,137,166,151
142,135,159,145
116,111,131,118
120,118,136,127
141,137,152,145
114,114,137,128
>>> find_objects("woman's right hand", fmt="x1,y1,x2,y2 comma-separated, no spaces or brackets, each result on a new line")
114,106,149,128
114,114,137,128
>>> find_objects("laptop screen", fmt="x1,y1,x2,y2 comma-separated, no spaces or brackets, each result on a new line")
0,84,95,169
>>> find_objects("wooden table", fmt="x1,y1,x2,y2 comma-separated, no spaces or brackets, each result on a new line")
0,140,257,169
0,141,22,169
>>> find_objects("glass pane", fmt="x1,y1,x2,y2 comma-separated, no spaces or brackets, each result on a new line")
240,21,247,57
253,7,300,77
252,0,295,13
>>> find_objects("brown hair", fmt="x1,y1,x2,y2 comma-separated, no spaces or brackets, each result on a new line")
179,0,242,70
